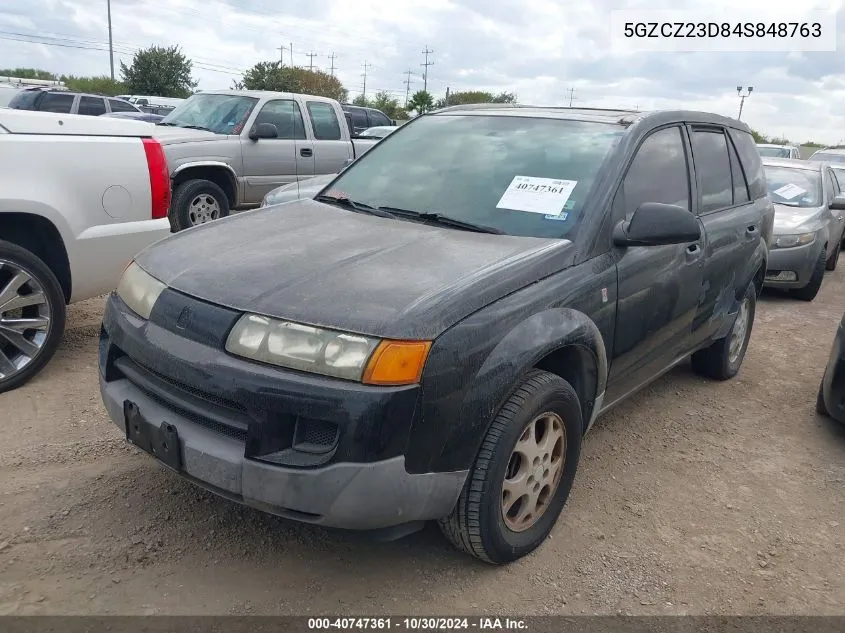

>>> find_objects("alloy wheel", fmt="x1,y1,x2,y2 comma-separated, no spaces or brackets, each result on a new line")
0,259,52,382
188,194,221,225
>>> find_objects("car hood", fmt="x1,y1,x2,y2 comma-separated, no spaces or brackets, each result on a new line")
773,203,825,233
134,200,576,340
152,125,222,144
263,174,336,206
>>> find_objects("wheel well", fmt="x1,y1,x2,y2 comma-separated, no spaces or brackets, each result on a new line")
753,262,765,297
534,344,598,434
0,213,71,302
172,167,237,207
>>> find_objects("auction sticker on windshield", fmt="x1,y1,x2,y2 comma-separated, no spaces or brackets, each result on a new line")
773,183,806,200
496,176,578,216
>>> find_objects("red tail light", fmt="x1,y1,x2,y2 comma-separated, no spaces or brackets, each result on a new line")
142,137,171,220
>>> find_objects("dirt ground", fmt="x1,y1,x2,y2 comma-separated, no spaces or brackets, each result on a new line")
1,271,844,617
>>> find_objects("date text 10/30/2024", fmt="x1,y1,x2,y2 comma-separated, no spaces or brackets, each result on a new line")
307,617,529,630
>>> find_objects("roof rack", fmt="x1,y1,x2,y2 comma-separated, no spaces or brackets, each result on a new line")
432,103,641,116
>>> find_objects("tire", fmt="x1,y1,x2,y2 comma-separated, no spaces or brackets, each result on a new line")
438,370,583,564
791,249,826,302
816,382,829,417
170,179,230,232
827,239,840,271
691,281,756,381
0,239,66,394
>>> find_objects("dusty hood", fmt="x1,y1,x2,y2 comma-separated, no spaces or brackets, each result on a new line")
134,200,575,340
773,203,824,233
152,125,222,144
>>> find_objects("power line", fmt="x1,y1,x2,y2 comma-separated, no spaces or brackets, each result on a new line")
305,51,318,71
361,60,373,98
421,46,434,93
328,52,337,76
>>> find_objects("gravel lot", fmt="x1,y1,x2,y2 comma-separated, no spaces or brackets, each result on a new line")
1,271,844,616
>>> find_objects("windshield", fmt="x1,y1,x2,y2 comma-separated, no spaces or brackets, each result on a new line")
321,115,624,239
160,93,258,134
764,166,822,207
757,146,791,158
809,151,845,165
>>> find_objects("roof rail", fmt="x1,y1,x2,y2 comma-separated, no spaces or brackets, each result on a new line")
432,103,641,115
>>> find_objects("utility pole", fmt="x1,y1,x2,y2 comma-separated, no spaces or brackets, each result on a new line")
361,61,373,99
403,69,414,106
305,51,318,72
289,42,294,67
278,44,285,66
328,52,337,76
421,47,434,93
106,0,114,81
445,86,451,107
566,87,576,107
737,85,753,120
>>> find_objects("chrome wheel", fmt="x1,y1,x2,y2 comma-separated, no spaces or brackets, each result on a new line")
0,259,52,382
187,193,221,225
728,297,750,365
501,412,566,532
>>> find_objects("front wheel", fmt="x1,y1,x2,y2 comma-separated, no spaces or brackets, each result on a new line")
438,370,583,564
691,281,756,380
827,239,841,271
170,179,230,232
791,249,826,302
0,240,66,394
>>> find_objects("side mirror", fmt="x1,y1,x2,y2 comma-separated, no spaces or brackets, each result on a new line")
249,122,278,140
391,119,397,126
830,194,845,211
613,202,701,247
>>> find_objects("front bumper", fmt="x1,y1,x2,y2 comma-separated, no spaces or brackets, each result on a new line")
98,292,467,530
764,238,822,289
821,321,845,425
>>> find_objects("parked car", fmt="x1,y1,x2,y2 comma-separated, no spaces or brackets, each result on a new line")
341,104,395,136
101,111,165,123
261,173,337,207
817,311,845,424
153,90,380,232
99,105,772,564
0,109,171,393
762,158,845,300
0,87,20,108
7,88,143,117
808,148,845,189
757,143,801,159
357,125,397,140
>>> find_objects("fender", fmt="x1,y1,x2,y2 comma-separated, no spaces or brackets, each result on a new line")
424,308,608,474
172,160,238,181
714,239,767,341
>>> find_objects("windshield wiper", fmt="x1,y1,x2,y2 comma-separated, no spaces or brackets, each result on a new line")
156,121,178,126
377,207,504,234
179,124,214,132
315,195,396,218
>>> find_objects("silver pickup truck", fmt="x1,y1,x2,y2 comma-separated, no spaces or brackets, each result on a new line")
154,90,378,231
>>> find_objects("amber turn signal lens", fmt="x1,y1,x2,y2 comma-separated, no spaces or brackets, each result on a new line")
362,340,432,386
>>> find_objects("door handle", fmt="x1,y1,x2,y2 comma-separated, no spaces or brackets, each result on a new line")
300,148,313,157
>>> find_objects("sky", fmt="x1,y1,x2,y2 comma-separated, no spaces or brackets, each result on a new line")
0,0,843,144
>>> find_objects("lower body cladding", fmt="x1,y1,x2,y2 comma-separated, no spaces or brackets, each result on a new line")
764,239,823,290
98,294,467,536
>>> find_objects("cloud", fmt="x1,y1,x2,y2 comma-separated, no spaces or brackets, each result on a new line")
0,0,843,142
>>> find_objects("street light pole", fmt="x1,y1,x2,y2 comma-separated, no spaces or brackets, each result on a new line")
107,0,114,81
737,85,753,120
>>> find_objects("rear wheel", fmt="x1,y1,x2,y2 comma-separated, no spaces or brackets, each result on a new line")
691,281,756,380
791,249,826,302
170,179,230,232
438,370,582,564
0,240,66,394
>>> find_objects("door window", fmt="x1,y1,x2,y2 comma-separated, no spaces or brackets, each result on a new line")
368,110,392,127
78,96,107,116
622,126,690,218
307,102,342,140
39,92,74,113
349,108,368,131
727,137,750,205
691,129,733,213
253,100,306,140
109,98,138,113
825,169,839,201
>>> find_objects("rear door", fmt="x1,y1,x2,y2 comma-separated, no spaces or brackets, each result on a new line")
605,125,705,404
687,125,761,348
78,96,107,117
823,167,844,246
305,101,353,175
240,98,306,203
38,92,75,114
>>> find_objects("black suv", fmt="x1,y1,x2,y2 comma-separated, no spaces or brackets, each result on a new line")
98,105,774,564
341,104,395,135
7,88,142,116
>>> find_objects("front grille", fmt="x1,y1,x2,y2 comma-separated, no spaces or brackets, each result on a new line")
136,361,246,413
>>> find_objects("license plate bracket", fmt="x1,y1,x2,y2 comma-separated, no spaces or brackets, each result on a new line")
123,400,182,472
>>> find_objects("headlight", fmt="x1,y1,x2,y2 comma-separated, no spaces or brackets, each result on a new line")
116,262,166,319
261,182,297,207
225,314,431,384
773,232,816,249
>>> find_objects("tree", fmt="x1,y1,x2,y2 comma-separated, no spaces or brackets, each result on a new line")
351,94,371,107
120,45,197,98
749,129,770,144
370,91,406,119
62,75,125,96
238,62,348,102
0,68,57,80
434,89,518,109
407,90,434,115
